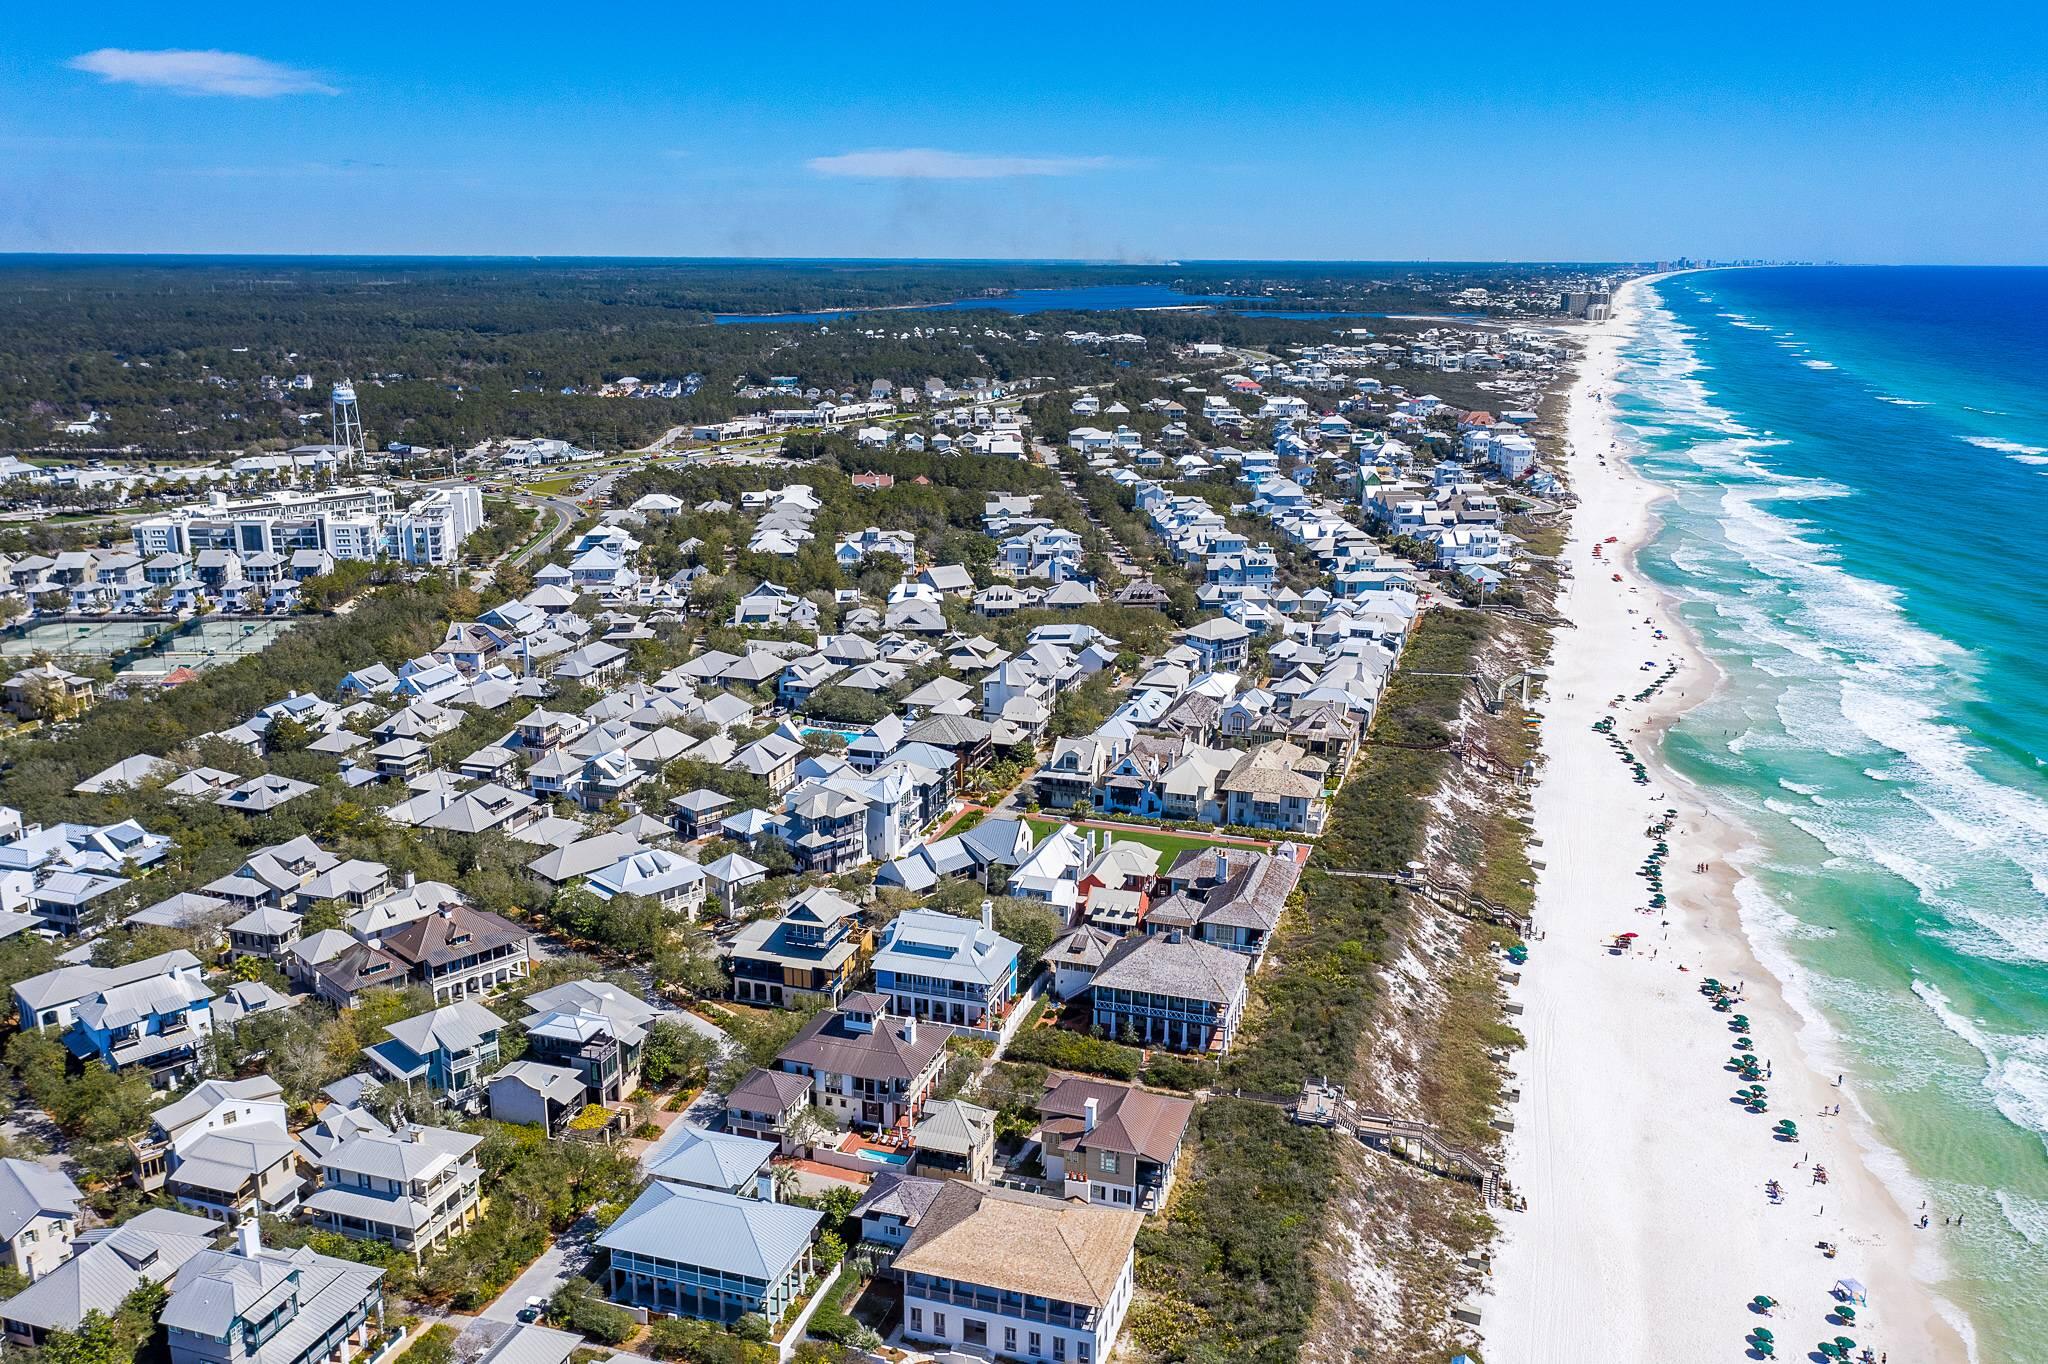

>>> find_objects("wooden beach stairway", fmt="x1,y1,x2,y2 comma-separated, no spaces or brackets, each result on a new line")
1319,865,1532,937
1290,1080,1504,1206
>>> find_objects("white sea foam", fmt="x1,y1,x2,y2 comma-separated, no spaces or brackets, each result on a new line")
1801,359,1838,371
1876,395,1930,407
1993,1189,2048,1247
1639,286,2048,980
1777,777,1822,796
1962,436,2048,456
1911,980,2048,1155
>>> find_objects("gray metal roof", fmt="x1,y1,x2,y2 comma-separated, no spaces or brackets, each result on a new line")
0,1158,80,1241
0,1208,220,1332
644,1125,775,1193
596,1181,819,1280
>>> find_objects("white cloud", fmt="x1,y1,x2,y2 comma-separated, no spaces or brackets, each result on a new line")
805,148,1112,180
67,49,336,98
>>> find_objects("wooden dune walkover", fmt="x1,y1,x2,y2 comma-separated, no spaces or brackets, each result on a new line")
1289,1079,1504,1207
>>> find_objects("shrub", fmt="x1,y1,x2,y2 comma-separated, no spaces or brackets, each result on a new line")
1004,1025,1140,1081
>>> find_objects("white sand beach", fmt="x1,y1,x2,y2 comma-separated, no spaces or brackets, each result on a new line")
1480,279,1970,1364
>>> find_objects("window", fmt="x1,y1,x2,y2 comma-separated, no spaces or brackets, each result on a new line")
1053,1339,1066,1361
1029,1332,1042,1356
1099,1152,1118,1175
1005,1327,1018,1353
908,1306,923,1334
932,1313,945,1336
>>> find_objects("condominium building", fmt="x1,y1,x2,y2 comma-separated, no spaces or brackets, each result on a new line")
131,484,482,568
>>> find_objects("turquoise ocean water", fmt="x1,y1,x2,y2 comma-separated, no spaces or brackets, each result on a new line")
1616,267,2048,1360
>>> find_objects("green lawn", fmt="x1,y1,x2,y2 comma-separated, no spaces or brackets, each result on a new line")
1023,817,1268,860
521,476,579,496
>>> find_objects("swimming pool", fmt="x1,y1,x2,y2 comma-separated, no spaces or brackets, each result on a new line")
800,726,863,744
854,1147,912,1167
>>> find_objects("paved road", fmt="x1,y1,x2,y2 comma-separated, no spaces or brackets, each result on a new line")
478,1213,596,1322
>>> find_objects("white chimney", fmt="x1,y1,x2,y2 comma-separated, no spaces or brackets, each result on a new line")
980,900,994,932
235,1219,262,1259
900,1017,917,1046
1083,1097,1098,1133
756,1170,776,1203
403,870,417,890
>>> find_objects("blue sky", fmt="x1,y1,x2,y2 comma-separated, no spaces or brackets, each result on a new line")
4,2,2044,262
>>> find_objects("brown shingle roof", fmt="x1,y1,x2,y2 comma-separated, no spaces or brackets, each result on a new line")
892,1183,1140,1308
380,904,528,970
1039,1076,1192,1165
777,1007,949,1084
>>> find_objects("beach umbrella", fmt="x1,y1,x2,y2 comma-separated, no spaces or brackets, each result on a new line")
1753,1325,1774,1339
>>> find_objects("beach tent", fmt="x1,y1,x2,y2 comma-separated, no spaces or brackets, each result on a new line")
1834,1278,1868,1304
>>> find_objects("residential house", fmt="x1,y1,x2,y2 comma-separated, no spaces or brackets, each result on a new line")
1046,925,1119,1001
910,1099,995,1184
378,904,532,1002
0,1209,221,1345
0,1159,81,1282
159,1224,387,1364
586,849,707,918
520,979,659,1106
643,1126,776,1199
895,1183,1140,1364
851,1171,947,1257
1089,931,1249,1053
129,1076,287,1193
727,888,871,1008
12,950,214,1086
722,1068,815,1153
302,1123,483,1261
774,994,949,1133
1038,1077,1193,1214
872,908,1020,1028
361,1000,503,1098
1149,846,1301,959
1221,740,1328,833
1181,617,1251,671
597,1179,819,1325
163,1124,302,1226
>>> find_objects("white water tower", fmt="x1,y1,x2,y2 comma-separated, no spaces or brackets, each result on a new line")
332,380,365,467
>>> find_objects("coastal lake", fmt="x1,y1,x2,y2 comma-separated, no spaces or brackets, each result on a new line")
1621,266,2048,1360
713,284,1455,324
